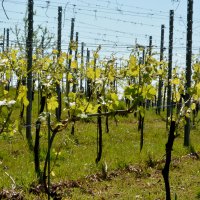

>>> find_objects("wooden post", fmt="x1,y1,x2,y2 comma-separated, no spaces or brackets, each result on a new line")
184,0,193,146
86,48,91,98
2,28,5,52
72,32,78,93
166,10,174,128
80,42,84,91
47,113,51,200
157,25,165,114
6,28,9,52
146,36,152,110
74,32,78,60
26,0,34,150
149,36,152,56
114,62,118,92
56,6,62,121
66,18,75,96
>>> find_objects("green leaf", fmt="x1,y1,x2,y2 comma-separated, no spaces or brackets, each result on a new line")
129,55,137,67
93,52,99,59
96,68,101,79
191,103,196,110
174,92,180,102
86,67,95,80
23,97,29,107
196,83,200,97
68,92,76,101
51,171,56,177
146,85,156,99
193,63,200,73
47,96,58,111
110,93,118,101
171,78,180,85
71,60,78,69
4,90,8,95
17,86,27,102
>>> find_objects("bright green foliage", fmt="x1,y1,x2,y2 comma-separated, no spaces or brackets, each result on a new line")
17,86,29,107
47,96,58,111
0,45,198,134
1,43,200,200
71,60,78,69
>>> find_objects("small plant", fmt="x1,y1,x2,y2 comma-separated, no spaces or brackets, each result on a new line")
196,191,200,199
189,144,199,159
145,152,157,168
101,161,108,179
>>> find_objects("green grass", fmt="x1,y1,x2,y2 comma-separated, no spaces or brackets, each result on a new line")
1,103,200,199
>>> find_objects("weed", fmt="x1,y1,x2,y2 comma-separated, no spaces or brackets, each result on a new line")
145,152,157,168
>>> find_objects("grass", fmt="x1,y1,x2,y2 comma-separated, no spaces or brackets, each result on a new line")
0,101,200,199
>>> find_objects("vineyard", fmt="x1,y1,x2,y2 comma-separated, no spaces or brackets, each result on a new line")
0,0,200,199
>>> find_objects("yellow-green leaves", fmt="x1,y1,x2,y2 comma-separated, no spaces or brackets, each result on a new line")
68,92,76,101
129,55,137,67
191,103,196,110
51,171,56,177
58,56,64,65
93,52,99,59
196,82,200,97
4,90,8,95
93,45,101,60
86,67,101,80
52,49,58,54
146,85,156,99
193,63,200,73
127,55,139,77
173,92,180,102
47,96,58,111
106,92,119,111
110,93,118,101
23,97,29,107
17,86,29,107
107,64,116,82
69,40,78,51
96,68,101,79
87,67,95,80
171,78,180,85
10,49,18,60
71,60,78,69
68,73,73,81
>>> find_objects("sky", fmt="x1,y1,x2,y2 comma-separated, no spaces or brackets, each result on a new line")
0,0,200,67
